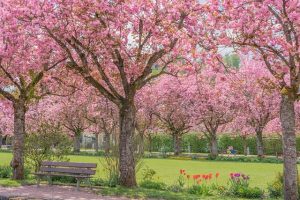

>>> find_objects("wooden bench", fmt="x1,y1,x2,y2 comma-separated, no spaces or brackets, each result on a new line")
34,161,97,190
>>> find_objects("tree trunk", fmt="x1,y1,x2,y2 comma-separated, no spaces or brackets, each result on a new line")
137,131,145,155
280,95,298,200
148,136,152,153
242,137,247,156
73,131,81,153
119,102,137,187
11,101,26,180
256,130,264,157
103,131,110,154
173,133,181,156
209,133,218,159
94,133,99,153
0,133,2,149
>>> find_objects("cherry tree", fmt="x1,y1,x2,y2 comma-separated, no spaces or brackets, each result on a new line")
0,100,13,148
226,117,253,156
0,3,65,179
59,95,90,153
135,88,161,153
236,59,280,157
208,1,300,197
148,76,192,155
186,69,240,158
17,0,201,186
86,95,118,154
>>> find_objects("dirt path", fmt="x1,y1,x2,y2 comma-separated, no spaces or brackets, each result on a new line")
0,185,130,200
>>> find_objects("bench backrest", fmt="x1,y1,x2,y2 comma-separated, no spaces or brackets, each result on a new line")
40,161,97,175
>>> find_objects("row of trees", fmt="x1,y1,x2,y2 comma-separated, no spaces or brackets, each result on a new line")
0,0,299,199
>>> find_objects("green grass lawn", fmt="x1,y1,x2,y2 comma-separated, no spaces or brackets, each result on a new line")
0,152,285,189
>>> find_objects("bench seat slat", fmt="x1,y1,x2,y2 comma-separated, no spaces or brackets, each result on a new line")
42,161,97,168
40,167,96,175
34,173,90,178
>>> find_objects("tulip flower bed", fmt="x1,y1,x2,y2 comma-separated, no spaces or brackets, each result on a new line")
137,168,265,198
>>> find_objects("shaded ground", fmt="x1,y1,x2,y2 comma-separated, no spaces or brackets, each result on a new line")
0,185,129,200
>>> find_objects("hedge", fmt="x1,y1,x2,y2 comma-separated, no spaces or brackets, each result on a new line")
147,133,300,155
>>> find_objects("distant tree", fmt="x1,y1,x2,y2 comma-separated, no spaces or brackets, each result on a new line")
186,69,241,158
150,76,192,156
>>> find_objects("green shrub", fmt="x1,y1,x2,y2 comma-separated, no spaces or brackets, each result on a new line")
24,123,72,172
227,173,248,196
149,133,209,153
167,184,184,193
214,155,282,164
141,166,156,181
91,178,106,186
268,181,282,198
147,134,300,155
267,172,300,198
140,180,167,190
237,186,264,198
24,167,31,179
51,176,77,183
100,143,120,187
226,173,264,198
0,165,12,178
182,134,209,153
176,174,186,188
187,185,212,196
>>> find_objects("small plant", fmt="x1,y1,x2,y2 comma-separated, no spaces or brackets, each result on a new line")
141,166,156,181
226,172,264,198
229,173,249,187
177,169,186,187
167,184,184,192
140,180,167,190
237,186,264,198
0,165,12,178
267,172,300,198
52,176,77,183
100,141,119,187
187,184,212,196
268,181,282,198
91,178,106,186
24,123,72,172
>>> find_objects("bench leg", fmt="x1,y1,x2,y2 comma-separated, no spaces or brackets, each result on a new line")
76,178,80,191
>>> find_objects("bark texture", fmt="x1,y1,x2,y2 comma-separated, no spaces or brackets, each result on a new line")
118,102,137,187
173,133,181,156
73,131,81,153
280,95,298,200
103,131,111,154
11,101,26,180
0,134,2,149
209,133,218,159
148,136,153,153
256,130,264,157
136,132,145,155
94,133,99,153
